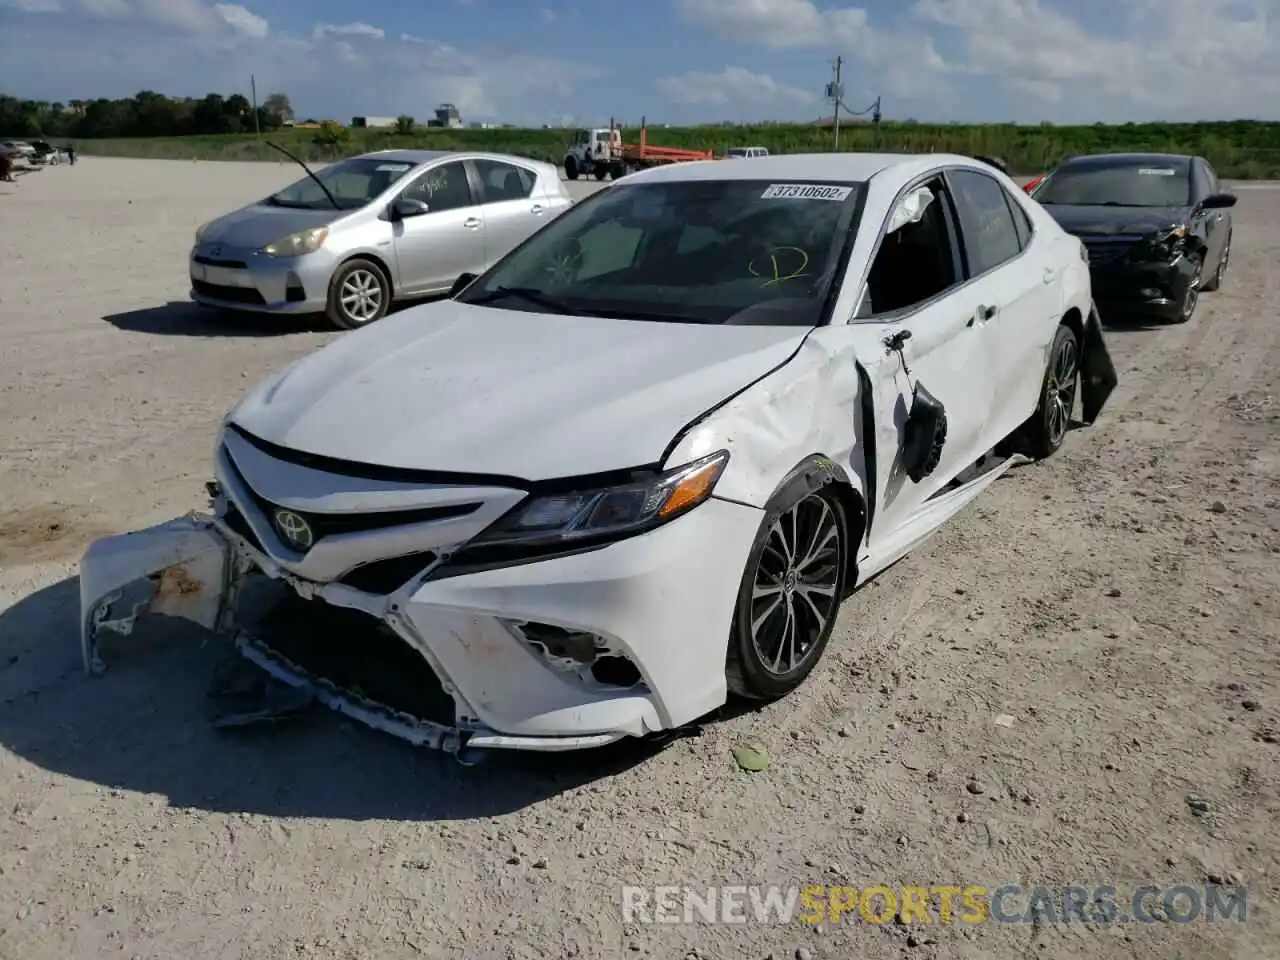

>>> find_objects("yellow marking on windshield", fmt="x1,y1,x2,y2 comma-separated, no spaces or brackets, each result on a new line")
749,246,811,287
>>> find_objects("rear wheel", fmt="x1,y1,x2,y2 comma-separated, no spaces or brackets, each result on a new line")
1012,324,1078,460
727,476,847,700
325,258,389,331
593,163,610,181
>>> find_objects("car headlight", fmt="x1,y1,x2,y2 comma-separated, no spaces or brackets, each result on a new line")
262,226,329,258
473,450,729,548
1131,224,1187,263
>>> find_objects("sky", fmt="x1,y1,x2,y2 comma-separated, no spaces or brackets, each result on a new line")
2,0,1280,127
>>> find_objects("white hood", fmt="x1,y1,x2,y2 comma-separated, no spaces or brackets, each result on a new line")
228,301,810,480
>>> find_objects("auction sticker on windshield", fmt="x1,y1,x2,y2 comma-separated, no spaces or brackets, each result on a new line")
1137,168,1177,176
762,184,853,201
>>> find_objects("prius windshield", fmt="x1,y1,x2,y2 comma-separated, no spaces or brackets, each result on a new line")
457,178,866,325
1035,160,1193,207
266,157,418,210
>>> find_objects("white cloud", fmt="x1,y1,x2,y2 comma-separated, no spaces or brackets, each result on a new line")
214,3,265,38
672,0,950,101
912,0,1280,118
1,4,601,124
657,66,815,108
312,21,385,41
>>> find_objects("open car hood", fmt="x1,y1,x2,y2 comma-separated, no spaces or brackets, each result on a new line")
228,301,812,480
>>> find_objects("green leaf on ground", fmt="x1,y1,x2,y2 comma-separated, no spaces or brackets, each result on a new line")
732,744,769,773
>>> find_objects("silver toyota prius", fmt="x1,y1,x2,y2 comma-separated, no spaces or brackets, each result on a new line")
190,149,574,330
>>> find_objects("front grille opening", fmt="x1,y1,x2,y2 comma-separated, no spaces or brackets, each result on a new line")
338,552,437,594
244,583,455,727
193,254,248,269
221,501,265,553
511,621,645,689
193,279,266,305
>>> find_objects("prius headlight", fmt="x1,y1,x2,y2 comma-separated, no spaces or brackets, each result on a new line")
474,450,729,547
262,226,329,258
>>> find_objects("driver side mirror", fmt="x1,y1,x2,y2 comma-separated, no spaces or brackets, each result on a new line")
1199,192,1237,211
450,272,478,298
390,197,431,221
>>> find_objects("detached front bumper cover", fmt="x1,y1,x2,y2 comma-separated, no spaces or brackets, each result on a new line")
77,512,625,759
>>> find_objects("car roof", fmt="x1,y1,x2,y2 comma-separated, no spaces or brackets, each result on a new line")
1058,152,1196,169
356,148,553,169
619,152,998,187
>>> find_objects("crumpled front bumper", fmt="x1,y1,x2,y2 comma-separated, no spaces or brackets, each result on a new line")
78,494,761,757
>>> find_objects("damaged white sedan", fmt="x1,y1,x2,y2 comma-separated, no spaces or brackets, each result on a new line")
80,153,1118,758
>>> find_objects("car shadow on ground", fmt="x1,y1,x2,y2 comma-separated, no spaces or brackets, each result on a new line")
0,576,697,821
1097,307,1179,333
102,301,323,337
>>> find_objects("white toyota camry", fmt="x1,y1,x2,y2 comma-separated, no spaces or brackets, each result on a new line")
79,153,1118,759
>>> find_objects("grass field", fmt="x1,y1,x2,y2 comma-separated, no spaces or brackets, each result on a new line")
66,120,1280,177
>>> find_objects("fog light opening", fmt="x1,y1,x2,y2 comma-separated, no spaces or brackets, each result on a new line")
507,620,646,690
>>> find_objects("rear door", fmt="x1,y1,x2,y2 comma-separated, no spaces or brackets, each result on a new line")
470,158,551,266
390,159,486,295
946,166,1061,440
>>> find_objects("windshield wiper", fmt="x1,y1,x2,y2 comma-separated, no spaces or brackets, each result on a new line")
467,285,576,314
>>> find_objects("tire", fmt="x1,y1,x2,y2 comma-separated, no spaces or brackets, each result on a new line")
1166,259,1202,324
609,161,626,180
325,258,390,331
726,472,848,700
593,163,610,181
1201,232,1230,292
564,156,579,181
1012,324,1079,461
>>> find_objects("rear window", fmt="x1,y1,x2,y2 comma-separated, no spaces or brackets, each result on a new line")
1035,161,1193,207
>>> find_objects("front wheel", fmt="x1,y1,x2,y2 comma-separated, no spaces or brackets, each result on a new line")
564,156,579,181
325,258,390,331
1201,232,1230,292
1013,323,1079,460
726,477,847,700
1167,259,1202,324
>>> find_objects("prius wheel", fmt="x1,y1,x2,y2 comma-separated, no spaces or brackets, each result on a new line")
326,258,389,330
1202,232,1230,292
1014,324,1078,461
727,478,847,700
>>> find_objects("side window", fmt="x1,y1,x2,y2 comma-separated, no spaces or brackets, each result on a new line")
399,161,473,213
861,176,961,317
473,159,535,203
948,169,1023,275
1206,163,1220,195
1006,191,1033,250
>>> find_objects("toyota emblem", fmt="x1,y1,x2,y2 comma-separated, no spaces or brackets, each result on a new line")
210,245,222,257
273,508,314,551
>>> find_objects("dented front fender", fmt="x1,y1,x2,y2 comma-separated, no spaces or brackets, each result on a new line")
79,513,232,675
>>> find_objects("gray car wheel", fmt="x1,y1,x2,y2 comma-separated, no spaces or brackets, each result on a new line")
326,258,390,331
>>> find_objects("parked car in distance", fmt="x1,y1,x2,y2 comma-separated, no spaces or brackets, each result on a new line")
726,146,770,159
1031,152,1235,324
0,140,34,156
28,141,62,164
82,152,1118,761
190,149,574,330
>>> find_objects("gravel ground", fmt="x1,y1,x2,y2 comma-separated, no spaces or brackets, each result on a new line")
0,158,1277,960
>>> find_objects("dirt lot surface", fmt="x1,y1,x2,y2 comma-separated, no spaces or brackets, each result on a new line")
0,158,1277,960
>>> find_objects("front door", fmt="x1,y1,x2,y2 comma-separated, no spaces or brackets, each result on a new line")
844,175,998,560
470,158,549,267
391,160,486,295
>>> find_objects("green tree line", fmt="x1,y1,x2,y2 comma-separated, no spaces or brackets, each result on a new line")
6,90,1280,177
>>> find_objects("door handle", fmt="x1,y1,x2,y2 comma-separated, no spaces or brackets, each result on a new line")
463,217,481,229
969,304,998,327
531,204,544,215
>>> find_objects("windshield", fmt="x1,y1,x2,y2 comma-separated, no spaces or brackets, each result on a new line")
1035,161,1192,207
457,178,866,325
267,157,417,210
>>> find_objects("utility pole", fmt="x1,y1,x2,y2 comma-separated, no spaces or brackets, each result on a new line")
829,56,843,151
250,73,260,136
